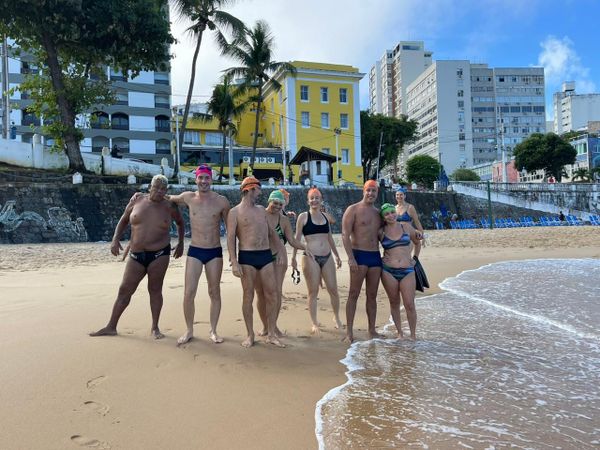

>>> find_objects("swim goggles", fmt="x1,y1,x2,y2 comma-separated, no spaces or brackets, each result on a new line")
291,268,301,285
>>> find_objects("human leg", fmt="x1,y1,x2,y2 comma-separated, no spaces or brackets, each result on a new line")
90,258,146,336
302,254,323,334
177,256,203,345
273,258,288,337
320,256,343,329
204,256,224,343
399,273,417,339
258,263,285,347
240,265,258,347
146,255,170,339
381,270,402,338
255,275,268,336
344,266,368,343
365,267,383,339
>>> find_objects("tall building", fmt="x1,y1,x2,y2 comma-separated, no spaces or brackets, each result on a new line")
368,41,432,118
1,39,173,165
553,81,600,134
405,63,545,174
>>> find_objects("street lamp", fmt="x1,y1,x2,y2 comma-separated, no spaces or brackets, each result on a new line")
334,127,341,185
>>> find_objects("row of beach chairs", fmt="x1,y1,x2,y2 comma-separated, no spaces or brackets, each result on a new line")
449,214,598,229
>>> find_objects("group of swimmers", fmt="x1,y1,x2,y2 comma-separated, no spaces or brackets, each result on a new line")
90,165,424,346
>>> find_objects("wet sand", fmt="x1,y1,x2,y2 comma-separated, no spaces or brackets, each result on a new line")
1,226,599,449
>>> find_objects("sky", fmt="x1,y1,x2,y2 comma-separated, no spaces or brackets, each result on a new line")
169,0,600,120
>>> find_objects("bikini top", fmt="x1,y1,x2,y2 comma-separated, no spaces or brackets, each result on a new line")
396,209,412,223
275,215,287,244
302,212,329,236
381,225,411,250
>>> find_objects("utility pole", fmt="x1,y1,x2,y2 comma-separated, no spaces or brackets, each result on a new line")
499,108,507,183
228,126,234,185
173,107,180,177
1,36,9,139
334,127,341,185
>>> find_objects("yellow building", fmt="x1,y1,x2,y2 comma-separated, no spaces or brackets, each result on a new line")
178,61,365,185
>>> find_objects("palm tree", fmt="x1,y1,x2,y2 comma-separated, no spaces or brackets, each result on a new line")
223,20,296,169
203,74,248,181
572,168,591,182
172,0,245,174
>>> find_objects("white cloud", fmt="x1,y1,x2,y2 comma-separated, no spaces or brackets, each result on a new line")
537,35,596,93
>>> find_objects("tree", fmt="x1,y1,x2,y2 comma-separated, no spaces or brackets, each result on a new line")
450,168,480,181
172,0,245,174
0,0,174,172
360,111,418,180
514,132,577,181
572,168,592,182
406,155,440,189
223,20,296,169
203,74,248,181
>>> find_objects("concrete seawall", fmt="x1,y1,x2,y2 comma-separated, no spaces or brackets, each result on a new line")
0,183,552,244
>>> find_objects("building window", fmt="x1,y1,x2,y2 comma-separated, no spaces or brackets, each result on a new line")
301,111,310,128
21,61,39,74
155,94,170,109
115,92,128,105
339,88,347,103
340,113,349,129
90,111,109,129
320,87,328,103
156,139,171,155
342,148,349,164
205,132,223,146
110,68,126,82
322,148,330,154
321,112,330,129
154,72,169,85
300,85,309,101
457,90,464,97
112,137,129,152
459,133,465,140
458,100,464,108
155,115,170,132
183,131,200,145
92,136,109,153
111,113,129,130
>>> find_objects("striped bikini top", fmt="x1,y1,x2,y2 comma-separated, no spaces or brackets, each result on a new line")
381,225,411,250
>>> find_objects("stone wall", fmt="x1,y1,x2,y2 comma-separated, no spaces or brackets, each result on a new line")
0,183,555,244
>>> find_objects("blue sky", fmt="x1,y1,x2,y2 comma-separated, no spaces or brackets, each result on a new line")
171,0,599,119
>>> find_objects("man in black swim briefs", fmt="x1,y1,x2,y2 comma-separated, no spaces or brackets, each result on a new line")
165,165,231,346
227,177,286,348
90,174,184,339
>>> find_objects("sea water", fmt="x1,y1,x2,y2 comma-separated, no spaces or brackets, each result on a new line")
316,259,600,449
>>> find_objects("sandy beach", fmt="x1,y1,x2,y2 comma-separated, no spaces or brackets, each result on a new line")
1,226,599,450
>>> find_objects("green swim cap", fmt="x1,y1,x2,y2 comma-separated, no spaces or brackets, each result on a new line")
380,203,396,217
268,190,285,203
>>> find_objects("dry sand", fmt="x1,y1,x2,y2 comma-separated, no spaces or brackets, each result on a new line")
1,226,599,450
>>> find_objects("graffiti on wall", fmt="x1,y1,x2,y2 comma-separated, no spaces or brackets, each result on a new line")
0,200,88,241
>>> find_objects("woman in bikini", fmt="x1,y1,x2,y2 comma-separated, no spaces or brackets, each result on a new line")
379,203,420,339
395,186,423,254
292,188,343,334
256,190,308,337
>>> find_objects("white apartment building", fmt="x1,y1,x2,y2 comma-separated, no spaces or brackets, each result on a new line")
405,60,473,173
368,41,432,118
1,39,173,165
553,81,600,134
406,63,545,174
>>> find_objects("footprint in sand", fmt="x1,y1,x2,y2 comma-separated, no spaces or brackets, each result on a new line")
86,376,106,390
81,401,110,416
70,435,111,449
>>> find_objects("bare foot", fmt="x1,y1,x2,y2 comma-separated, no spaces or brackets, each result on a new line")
342,334,354,344
311,324,321,336
151,329,165,340
275,327,286,338
89,327,117,337
177,331,193,346
369,331,384,339
209,331,224,344
241,335,255,348
333,317,344,329
265,335,286,348
396,332,405,340
257,328,268,337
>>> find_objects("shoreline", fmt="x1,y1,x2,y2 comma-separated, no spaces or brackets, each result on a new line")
1,227,599,449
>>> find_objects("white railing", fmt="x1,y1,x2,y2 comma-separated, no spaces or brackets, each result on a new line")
451,181,599,193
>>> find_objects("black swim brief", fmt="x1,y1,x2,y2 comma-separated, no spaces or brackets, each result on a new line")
129,244,171,269
238,249,273,271
188,245,223,264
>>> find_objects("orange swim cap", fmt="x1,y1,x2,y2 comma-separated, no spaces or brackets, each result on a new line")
307,187,322,198
240,176,261,192
363,179,379,191
279,188,290,198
